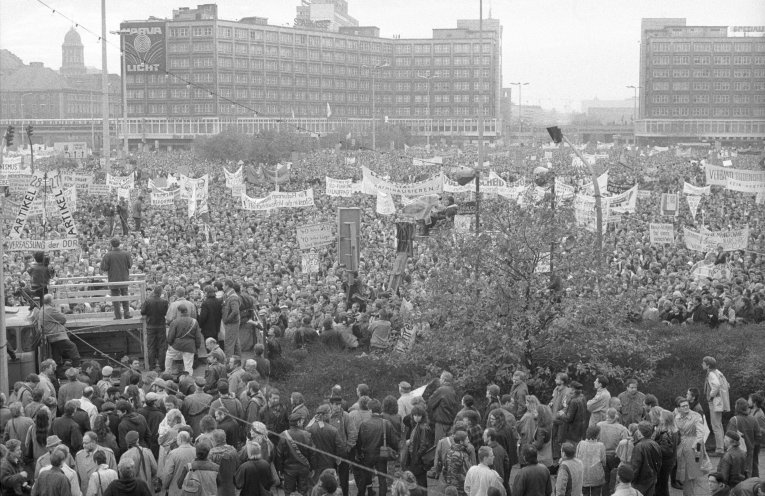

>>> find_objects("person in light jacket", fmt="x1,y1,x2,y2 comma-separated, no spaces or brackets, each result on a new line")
40,294,81,367
164,306,202,375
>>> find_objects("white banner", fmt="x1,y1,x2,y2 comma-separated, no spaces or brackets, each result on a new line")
725,177,765,194
705,164,765,186
607,184,639,214
582,171,609,195
362,167,443,196
6,238,80,252
8,175,42,239
683,182,711,196
443,170,507,194
686,195,701,220
180,174,209,200
151,188,180,206
301,252,320,274
376,192,396,215
555,180,575,200
61,173,94,193
49,186,78,236
660,193,679,217
241,188,315,211
649,223,675,245
683,226,749,252
326,176,354,197
0,156,31,175
87,183,110,196
106,172,135,191
231,184,246,197
296,222,334,250
224,166,243,187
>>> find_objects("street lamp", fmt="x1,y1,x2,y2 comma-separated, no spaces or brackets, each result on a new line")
510,82,529,135
626,85,641,122
19,92,34,148
111,29,131,158
416,70,438,148
362,60,389,151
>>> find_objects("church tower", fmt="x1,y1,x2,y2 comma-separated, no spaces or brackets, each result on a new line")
61,27,86,76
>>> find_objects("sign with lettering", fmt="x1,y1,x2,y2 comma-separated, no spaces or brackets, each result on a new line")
296,222,334,250
683,227,749,252
6,238,80,252
122,21,166,73
87,183,110,196
649,223,675,245
241,188,315,211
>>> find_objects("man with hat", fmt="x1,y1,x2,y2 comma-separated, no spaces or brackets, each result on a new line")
97,367,114,400
307,404,345,481
35,435,75,479
613,464,639,496
275,411,314,496
556,381,588,444
719,431,748,487
397,381,414,418
120,430,157,490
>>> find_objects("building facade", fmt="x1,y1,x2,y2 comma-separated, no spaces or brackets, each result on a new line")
637,19,765,140
120,3,503,124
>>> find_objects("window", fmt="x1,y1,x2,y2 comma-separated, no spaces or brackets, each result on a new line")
733,69,751,78
691,107,709,116
733,95,750,104
713,69,731,78
672,69,690,78
652,95,669,103
652,69,669,78
713,81,730,91
733,82,751,91
192,42,213,52
280,32,293,44
652,42,671,52
693,69,711,78
265,31,277,42
692,82,710,91
673,55,690,64
672,95,689,103
692,94,709,103
674,42,691,52
733,56,751,65
652,82,669,90
321,37,333,48
672,82,689,91
712,95,730,104
218,26,232,38
170,88,188,99
395,57,411,66
756,56,765,65
434,44,450,54
170,27,188,38
168,43,189,53
693,42,711,51
651,107,669,116
169,58,190,68
172,104,189,114
693,55,710,64
148,89,166,99
652,56,670,65
192,26,212,37
713,107,730,117
250,30,263,41
713,42,731,52
733,42,752,52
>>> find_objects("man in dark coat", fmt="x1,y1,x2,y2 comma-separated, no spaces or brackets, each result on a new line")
511,446,552,496
138,393,165,460
198,286,223,359
208,429,240,496
631,422,662,496
275,412,314,496
51,401,84,454
556,381,588,444
32,449,70,496
427,371,460,443
355,399,399,496
307,404,346,480
234,441,273,496
140,285,169,371
99,237,133,320
221,279,241,359
116,400,150,456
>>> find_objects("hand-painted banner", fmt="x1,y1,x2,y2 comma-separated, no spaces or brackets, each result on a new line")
686,195,701,220
231,184,246,197
87,183,110,196
50,186,78,236
6,238,80,252
296,222,334,250
301,252,320,274
28,187,77,220
725,177,765,194
705,164,765,186
649,223,675,245
683,226,749,252
362,167,443,196
0,156,31,175
224,166,243,187
326,177,354,197
376,192,396,215
150,188,180,206
8,174,43,239
683,182,711,195
241,188,315,211
180,174,209,200
106,172,135,191
443,170,507,194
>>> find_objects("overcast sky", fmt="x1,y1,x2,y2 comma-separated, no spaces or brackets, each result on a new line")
1,0,763,111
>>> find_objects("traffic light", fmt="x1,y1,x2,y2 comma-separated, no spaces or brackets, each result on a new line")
5,125,14,147
25,125,33,138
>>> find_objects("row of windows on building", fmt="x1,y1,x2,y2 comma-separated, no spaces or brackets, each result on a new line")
649,41,765,52
166,52,493,68
652,68,765,78
127,79,492,93
127,88,493,104
651,55,765,65
167,25,494,54
651,93,765,103
169,41,494,57
127,103,492,116
650,107,764,117
650,81,765,91
126,68,489,84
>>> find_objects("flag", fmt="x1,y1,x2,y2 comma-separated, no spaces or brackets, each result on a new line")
188,183,197,218
326,102,332,118
401,195,442,223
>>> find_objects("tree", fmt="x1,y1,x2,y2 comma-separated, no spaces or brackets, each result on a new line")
394,190,667,398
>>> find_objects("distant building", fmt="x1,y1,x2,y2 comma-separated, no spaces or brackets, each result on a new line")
120,3,503,123
295,0,359,32
580,98,634,125
637,18,765,140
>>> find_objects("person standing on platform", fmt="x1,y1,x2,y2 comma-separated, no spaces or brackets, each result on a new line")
141,286,169,372
100,238,133,320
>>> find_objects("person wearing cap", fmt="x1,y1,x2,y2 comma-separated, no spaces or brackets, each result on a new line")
398,382,414,418
138,393,165,460
141,285,170,372
34,435,74,480
275,411,314,495
719,431,748,487
96,367,114,400
307,404,345,480
99,237,133,320
556,382,587,444
120,430,157,490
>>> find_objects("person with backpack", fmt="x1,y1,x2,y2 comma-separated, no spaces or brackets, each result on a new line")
119,431,156,491
176,440,219,496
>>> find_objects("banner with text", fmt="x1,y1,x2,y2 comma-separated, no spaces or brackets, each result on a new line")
6,238,80,252
224,166,243,187
686,195,702,220
725,177,765,194
8,174,42,239
650,223,675,245
106,172,135,191
326,176,354,197
151,188,180,206
362,167,443,196
683,182,710,196
683,226,749,252
705,164,765,186
241,188,315,211
296,222,334,250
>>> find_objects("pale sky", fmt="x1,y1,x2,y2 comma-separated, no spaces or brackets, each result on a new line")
1,0,763,112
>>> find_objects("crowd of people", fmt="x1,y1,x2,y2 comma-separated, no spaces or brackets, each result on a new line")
0,352,762,496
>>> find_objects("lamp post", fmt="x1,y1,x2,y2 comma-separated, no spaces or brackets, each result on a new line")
111,29,131,158
626,85,641,122
101,0,110,171
416,70,438,147
362,61,389,151
19,92,34,149
510,82,529,135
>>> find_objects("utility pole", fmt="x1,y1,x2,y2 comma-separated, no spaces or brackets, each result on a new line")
510,82,529,136
416,71,438,148
112,29,131,159
363,61,389,151
476,0,484,234
101,0,111,171
0,130,7,397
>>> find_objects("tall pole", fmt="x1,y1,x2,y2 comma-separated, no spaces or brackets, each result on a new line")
627,85,640,122
101,0,111,171
121,40,129,157
0,143,7,396
371,70,376,151
476,0,483,234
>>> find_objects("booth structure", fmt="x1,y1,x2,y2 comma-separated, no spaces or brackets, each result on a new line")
5,274,148,389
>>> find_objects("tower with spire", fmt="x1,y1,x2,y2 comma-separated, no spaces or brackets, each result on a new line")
61,27,86,76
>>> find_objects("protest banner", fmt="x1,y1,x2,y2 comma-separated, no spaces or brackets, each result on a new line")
87,183,110,196
180,174,209,200
344,157,356,165
638,190,652,200
683,226,749,252
554,180,575,200
394,322,421,353
8,174,44,239
241,188,315,211
0,156,31,175
705,164,765,186
362,167,443,196
224,166,243,187
296,222,334,250
231,184,245,197
301,252,320,274
50,186,78,236
151,188,180,206
53,142,88,158
725,177,765,194
660,193,679,217
326,176,354,197
723,160,733,167
607,184,639,214
106,172,135,191
444,170,507,194
582,171,609,196
692,262,731,281
683,182,710,195
61,173,94,193
686,195,701,220
649,223,675,245
6,238,80,252
376,192,396,215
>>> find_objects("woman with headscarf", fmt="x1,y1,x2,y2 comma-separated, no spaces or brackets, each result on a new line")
157,409,187,475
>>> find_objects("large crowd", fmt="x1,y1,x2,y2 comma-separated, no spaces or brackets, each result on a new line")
0,137,764,496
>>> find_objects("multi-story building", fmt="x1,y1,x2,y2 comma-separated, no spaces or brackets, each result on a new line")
295,0,358,32
637,18,765,141
121,3,502,126
580,98,635,125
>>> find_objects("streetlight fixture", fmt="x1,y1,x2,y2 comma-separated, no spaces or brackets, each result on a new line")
626,85,641,122
416,70,438,148
362,60,389,151
111,29,131,158
509,82,529,135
